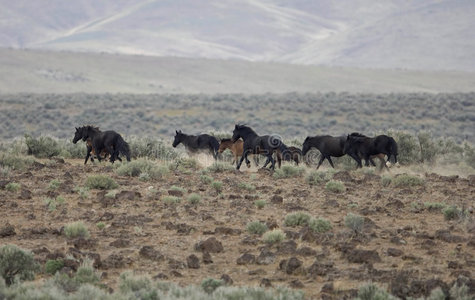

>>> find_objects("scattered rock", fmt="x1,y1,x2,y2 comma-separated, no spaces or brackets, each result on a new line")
168,258,186,270
170,270,183,277
270,195,283,204
240,236,259,245
435,230,466,243
289,279,304,288
0,223,16,237
154,273,169,280
296,246,317,257
347,249,381,264
202,251,213,264
333,171,353,182
221,274,233,285
276,240,297,255
116,190,141,201
102,254,127,269
279,257,303,275
110,239,130,248
168,189,183,197
387,248,404,257
194,237,224,253
19,189,32,200
256,250,275,265
260,278,272,287
307,261,334,277
187,254,200,269
72,237,96,250
214,227,241,235
139,246,164,261
237,253,256,265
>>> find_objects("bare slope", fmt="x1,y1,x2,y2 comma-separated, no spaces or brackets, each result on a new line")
1,48,474,94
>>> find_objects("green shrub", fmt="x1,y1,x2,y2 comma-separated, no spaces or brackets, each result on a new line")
64,222,90,239
443,206,465,221
238,182,256,192
211,181,223,194
424,202,446,211
254,199,266,209
0,154,35,171
119,271,156,297
284,212,311,227
262,229,286,244
5,182,20,192
170,185,186,193
48,179,61,191
381,175,392,187
128,137,178,160
392,174,424,188
308,217,332,233
344,213,365,234
325,180,346,193
200,174,214,184
171,157,200,171
273,165,305,179
44,197,57,211
187,193,201,205
74,186,90,200
449,282,470,300
355,283,398,300
207,162,234,173
162,196,181,205
306,170,334,185
418,132,438,164
463,143,475,168
392,131,420,165
201,278,224,294
75,259,100,285
24,134,61,158
115,158,169,180
0,244,39,285
96,222,106,230
246,221,268,235
45,259,64,275
85,175,118,190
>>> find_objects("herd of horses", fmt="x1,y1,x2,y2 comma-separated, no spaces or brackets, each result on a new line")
73,124,398,172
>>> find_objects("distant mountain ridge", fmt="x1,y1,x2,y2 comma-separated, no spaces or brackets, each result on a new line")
0,0,474,71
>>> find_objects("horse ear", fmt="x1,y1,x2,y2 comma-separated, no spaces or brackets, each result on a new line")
175,130,178,134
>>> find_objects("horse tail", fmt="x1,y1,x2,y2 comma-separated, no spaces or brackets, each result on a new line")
389,137,398,163
279,143,291,161
116,136,131,161
210,137,220,159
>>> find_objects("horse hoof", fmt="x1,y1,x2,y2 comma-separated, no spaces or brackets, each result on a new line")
386,161,392,168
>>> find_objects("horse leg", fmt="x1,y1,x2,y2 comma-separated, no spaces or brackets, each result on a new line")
84,145,92,164
316,155,325,169
348,152,362,168
236,151,247,170
327,156,336,168
277,152,282,169
262,156,271,168
253,155,259,166
268,154,276,170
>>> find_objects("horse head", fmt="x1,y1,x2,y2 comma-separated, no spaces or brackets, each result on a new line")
72,127,83,144
231,125,242,143
218,138,231,153
172,130,184,147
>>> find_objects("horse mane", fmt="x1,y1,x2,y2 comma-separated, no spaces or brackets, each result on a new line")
349,132,367,138
220,138,232,142
235,124,256,135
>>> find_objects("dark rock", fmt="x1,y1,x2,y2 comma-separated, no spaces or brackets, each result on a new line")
85,252,102,268
447,261,461,269
256,250,275,265
187,254,200,269
276,240,297,255
116,190,141,201
387,248,404,257
248,269,267,275
347,249,381,264
266,218,279,230
260,278,272,287
333,171,353,182
307,261,334,277
170,270,183,277
72,237,96,250
240,236,259,245
0,223,16,237
102,254,126,269
237,253,256,265
98,212,114,221
215,227,241,235
270,195,283,204
296,246,317,257
153,273,169,280
279,257,303,275
289,279,304,288
139,246,164,261
321,282,334,293
168,189,183,197
19,189,32,199
435,230,466,243
221,274,233,285
194,237,224,253
390,236,407,245
63,258,79,272
202,251,213,264
323,199,339,208
110,239,130,248
175,223,196,235
168,258,186,270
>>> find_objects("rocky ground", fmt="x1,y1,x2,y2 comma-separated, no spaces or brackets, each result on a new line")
0,158,474,299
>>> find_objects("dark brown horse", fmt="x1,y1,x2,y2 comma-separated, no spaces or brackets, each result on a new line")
344,133,398,171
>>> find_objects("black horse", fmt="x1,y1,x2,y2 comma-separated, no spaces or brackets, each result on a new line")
73,126,131,164
344,133,398,169
281,146,303,166
231,124,288,170
172,130,219,159
301,135,347,169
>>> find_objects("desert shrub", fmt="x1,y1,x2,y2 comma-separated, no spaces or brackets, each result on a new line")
75,259,100,285
211,181,223,193
284,212,311,227
24,134,61,158
425,287,446,300
308,217,332,233
187,193,201,205
449,282,470,300
463,143,475,168
119,272,157,298
201,278,225,294
381,175,392,187
171,157,200,171
45,259,64,275
200,174,213,184
64,222,90,239
85,175,118,190
424,202,446,211
5,182,20,192
238,182,256,192
254,199,266,209
162,196,181,205
48,179,61,191
246,221,268,235
273,165,305,179
443,206,466,221
74,186,90,200
115,158,168,180
207,162,234,173
418,132,438,164
325,180,346,193
96,222,106,230
355,282,398,300
392,131,420,165
0,244,39,285
306,170,334,185
128,137,178,160
0,154,35,170
262,229,286,244
392,174,424,188
344,213,365,234
170,185,186,193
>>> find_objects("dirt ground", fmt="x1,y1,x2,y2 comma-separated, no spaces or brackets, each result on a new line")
0,158,474,299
